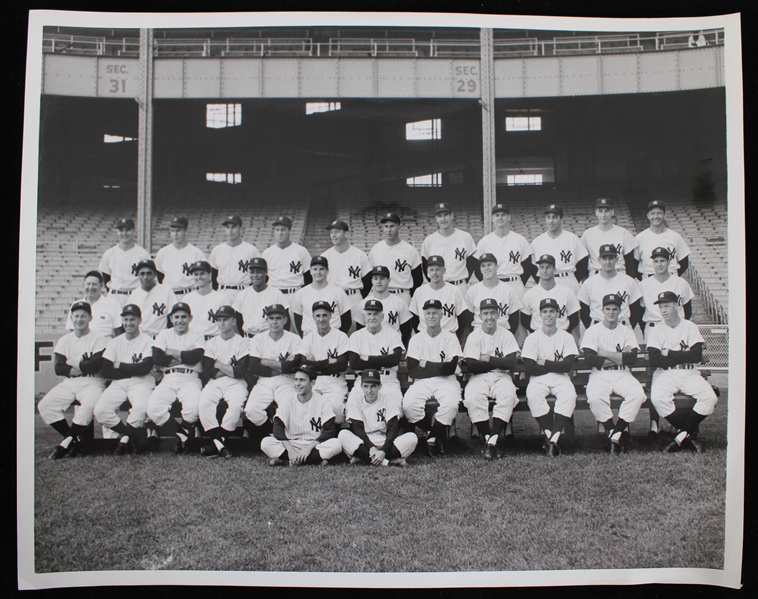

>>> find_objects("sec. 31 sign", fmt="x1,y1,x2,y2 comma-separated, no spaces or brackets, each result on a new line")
97,60,138,97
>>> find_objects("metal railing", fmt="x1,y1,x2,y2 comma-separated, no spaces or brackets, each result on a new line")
329,38,418,57
687,261,728,325
43,33,105,55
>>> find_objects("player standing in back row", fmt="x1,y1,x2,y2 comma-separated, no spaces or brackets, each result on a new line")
368,212,423,306
154,216,207,296
421,202,478,293
321,219,372,310
530,204,588,295
634,200,691,279
262,216,312,295
209,215,260,305
98,217,151,306
580,198,638,276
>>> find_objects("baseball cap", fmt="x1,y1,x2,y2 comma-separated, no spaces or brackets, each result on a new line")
422,299,443,310
434,202,452,215
121,303,141,317
272,216,292,229
312,300,333,313
370,265,390,278
598,244,618,258
491,203,509,214
427,255,445,267
83,270,104,282
379,213,401,224
135,259,157,273
169,216,188,228
478,253,497,265
222,215,242,226
169,302,192,316
361,369,382,384
265,304,287,316
115,217,134,230
544,204,563,217
247,257,268,271
535,254,556,266
647,200,666,212
311,255,329,268
70,300,91,314
295,364,318,380
595,198,614,209
363,299,383,312
214,305,236,319
539,298,560,311
602,294,622,307
479,298,499,311
651,247,671,260
653,291,679,305
325,220,349,231
189,260,212,273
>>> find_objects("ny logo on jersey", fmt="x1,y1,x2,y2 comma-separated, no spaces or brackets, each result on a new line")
329,301,338,313
440,350,447,361
498,302,508,317
152,303,167,316
182,262,192,276
615,344,624,353
130,263,140,276
278,352,289,361
238,259,251,273
380,347,389,356
395,259,409,273
668,247,677,260
261,307,268,319
207,309,216,322
327,348,339,359
509,250,521,265
554,350,564,360
557,304,568,318
454,247,467,261
387,311,399,326
494,347,504,358
559,250,573,264
81,351,93,362
131,353,143,363
310,417,323,432
442,303,455,318
348,265,361,280
229,356,239,366
612,244,623,256
289,261,302,274
679,340,690,351
614,291,629,304
376,408,386,423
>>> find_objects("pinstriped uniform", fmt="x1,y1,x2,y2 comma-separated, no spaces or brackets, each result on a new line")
198,333,250,433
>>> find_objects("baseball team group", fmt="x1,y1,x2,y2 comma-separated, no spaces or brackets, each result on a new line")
37,197,719,466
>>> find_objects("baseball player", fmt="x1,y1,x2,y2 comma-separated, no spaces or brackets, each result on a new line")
521,298,579,457
475,203,535,297
368,212,423,306
421,202,478,292
647,291,718,453
64,270,123,338
145,302,205,453
321,219,372,310
182,260,227,340
290,256,351,336
243,304,303,437
297,300,350,424
580,198,639,276
353,265,413,346
462,299,521,459
126,260,176,338
520,254,581,335
197,305,250,459
577,245,643,330
98,217,151,306
339,369,418,467
92,304,155,455
465,253,522,334
208,215,260,304
580,294,647,454
261,365,343,466
634,200,691,279
409,255,471,345
639,247,694,339
347,299,405,412
40,301,107,459
530,204,589,295
154,216,207,296
261,216,312,295
402,299,463,456
232,257,291,338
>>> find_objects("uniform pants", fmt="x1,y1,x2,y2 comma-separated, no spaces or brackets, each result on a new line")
313,376,348,424
650,370,718,418
348,379,403,414
38,377,106,427
585,370,646,423
244,375,295,426
403,375,461,426
260,436,343,460
526,373,576,419
338,429,418,459
463,372,518,424
146,373,202,427
198,377,249,432
94,376,154,429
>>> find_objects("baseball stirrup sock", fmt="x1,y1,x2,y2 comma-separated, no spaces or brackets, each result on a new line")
601,418,614,434
612,418,629,436
536,414,553,433
488,434,499,447
430,421,446,444
50,419,70,438
385,444,401,459
353,444,370,461
491,418,506,437
550,431,561,444
111,421,128,436
306,448,323,464
553,414,571,434
665,407,689,430
68,422,88,439
475,420,491,438
681,411,706,435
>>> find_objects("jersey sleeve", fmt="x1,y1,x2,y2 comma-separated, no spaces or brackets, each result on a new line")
464,232,477,258
563,333,579,357
564,289,580,315
289,289,303,315
408,289,420,316
398,300,412,325
153,330,169,351
203,338,218,361
679,279,695,305
628,278,643,303
646,324,663,350
520,334,538,361
623,326,641,351
575,236,589,260
102,337,119,362
454,287,467,315
576,280,591,305
409,244,422,269
345,395,364,422
445,332,462,358
248,335,263,358
500,330,520,355
336,331,351,355
336,288,350,315
421,236,431,260
676,233,691,262
687,322,705,346
208,246,220,270
579,325,598,351
622,228,639,253
405,334,422,361
507,288,522,313
297,334,315,359
388,328,405,352
520,290,534,315
301,246,313,270
463,332,481,360
97,249,111,275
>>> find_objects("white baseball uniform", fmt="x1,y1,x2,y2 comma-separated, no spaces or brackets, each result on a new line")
640,275,695,326
647,319,717,418
146,327,205,427
261,242,312,291
289,283,350,336
531,230,588,294
402,330,462,427
369,239,422,302
232,285,291,337
580,225,638,273
198,333,250,434
127,284,177,337
347,326,404,410
353,293,412,332
421,228,477,285
321,245,371,309
521,328,579,418
465,281,522,331
37,330,108,427
577,273,642,324
298,328,350,423
462,327,520,424
520,283,580,332
634,228,691,277
93,332,156,430
580,322,646,424
65,295,122,338
182,289,227,338
154,243,206,292
244,330,302,426
476,230,532,296
409,283,467,333
209,241,260,302
98,244,151,304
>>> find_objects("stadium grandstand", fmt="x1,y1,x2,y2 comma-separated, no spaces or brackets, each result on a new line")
36,24,729,367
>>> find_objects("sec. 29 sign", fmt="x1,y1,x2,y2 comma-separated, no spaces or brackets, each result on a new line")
454,64,478,95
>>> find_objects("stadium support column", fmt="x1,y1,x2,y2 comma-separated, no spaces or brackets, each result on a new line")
480,28,496,234
136,28,154,253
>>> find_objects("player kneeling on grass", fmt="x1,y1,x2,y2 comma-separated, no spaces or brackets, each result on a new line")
462,299,520,460
262,365,342,466
198,305,250,459
580,294,646,455
647,291,718,454
40,301,107,459
146,302,205,453
402,299,463,457
93,304,156,455
521,298,579,457
339,369,418,467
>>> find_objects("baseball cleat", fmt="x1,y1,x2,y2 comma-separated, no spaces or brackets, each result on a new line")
319,459,330,467
114,441,132,456
547,442,560,457
219,447,233,459
66,439,84,457
173,438,185,454
426,437,439,457
483,444,495,460
200,444,218,457
686,437,704,454
388,457,407,467
268,457,287,467
663,440,681,453
350,456,364,465
49,444,69,460
610,441,622,455
597,422,606,435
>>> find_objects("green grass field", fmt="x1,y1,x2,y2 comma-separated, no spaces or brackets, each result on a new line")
33,392,728,574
